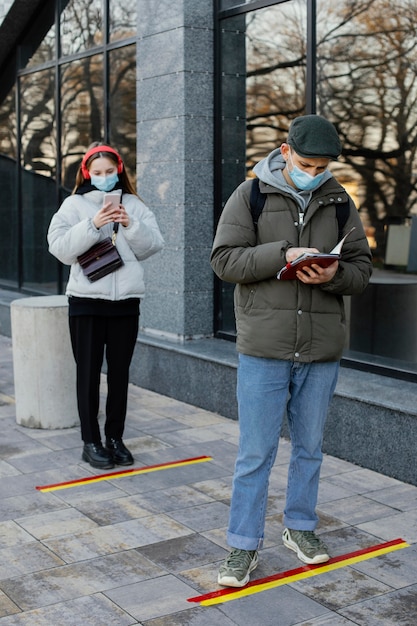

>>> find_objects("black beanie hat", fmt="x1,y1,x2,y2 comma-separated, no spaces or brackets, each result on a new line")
287,115,342,159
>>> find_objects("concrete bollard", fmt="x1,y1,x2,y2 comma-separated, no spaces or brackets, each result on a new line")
11,295,78,429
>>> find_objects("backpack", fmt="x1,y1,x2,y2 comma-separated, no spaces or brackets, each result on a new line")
249,177,350,241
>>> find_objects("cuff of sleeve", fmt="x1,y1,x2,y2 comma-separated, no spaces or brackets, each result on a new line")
282,242,293,260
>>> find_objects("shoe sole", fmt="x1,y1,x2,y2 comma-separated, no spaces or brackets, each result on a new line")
217,554,258,588
282,532,329,565
82,451,114,469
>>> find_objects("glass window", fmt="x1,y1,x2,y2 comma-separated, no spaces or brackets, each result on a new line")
0,89,17,161
217,2,307,336
0,86,18,288
315,0,417,372
61,54,104,189
109,45,136,183
109,1,137,42
219,1,309,198
20,69,56,178
22,20,55,70
20,69,57,292
0,0,137,296
245,1,307,172
316,0,417,265
217,0,417,376
60,0,103,57
18,1,55,69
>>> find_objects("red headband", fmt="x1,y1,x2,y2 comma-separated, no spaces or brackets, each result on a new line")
81,145,123,179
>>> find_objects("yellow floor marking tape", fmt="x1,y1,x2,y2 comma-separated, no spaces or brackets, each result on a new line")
188,538,409,606
36,455,212,492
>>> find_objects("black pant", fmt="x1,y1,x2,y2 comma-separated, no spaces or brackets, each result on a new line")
69,314,139,444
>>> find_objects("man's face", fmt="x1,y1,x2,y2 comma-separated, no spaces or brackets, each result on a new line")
281,143,330,176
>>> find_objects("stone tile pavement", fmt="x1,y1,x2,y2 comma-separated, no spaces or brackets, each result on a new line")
0,333,417,625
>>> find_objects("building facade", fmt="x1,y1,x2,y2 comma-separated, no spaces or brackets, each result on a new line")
0,0,417,481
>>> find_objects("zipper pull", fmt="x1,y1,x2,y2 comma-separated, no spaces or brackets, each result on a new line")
299,212,304,226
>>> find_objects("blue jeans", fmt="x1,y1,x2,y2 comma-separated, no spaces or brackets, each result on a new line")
227,354,339,551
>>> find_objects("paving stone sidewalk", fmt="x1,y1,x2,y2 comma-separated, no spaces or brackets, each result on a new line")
0,334,416,625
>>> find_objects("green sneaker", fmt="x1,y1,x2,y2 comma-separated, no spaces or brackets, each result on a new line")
218,548,258,587
282,528,330,564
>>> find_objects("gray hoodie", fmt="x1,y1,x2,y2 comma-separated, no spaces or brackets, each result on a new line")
253,147,333,211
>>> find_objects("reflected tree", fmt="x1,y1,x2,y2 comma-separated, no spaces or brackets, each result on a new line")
245,0,417,259
0,89,17,160
20,69,56,175
60,55,104,187
60,0,103,55
319,0,417,258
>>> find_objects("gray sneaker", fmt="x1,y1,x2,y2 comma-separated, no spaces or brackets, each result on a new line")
218,548,258,587
282,528,330,564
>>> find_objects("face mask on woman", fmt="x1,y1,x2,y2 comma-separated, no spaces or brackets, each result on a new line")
90,172,119,192
287,152,326,191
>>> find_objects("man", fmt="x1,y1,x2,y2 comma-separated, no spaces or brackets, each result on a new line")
210,115,372,588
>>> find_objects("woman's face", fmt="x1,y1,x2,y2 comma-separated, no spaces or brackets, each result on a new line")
88,156,117,178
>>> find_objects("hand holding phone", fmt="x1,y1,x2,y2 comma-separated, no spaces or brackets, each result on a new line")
93,190,123,229
103,190,122,210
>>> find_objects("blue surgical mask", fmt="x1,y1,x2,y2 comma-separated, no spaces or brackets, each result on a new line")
287,153,326,191
90,172,119,192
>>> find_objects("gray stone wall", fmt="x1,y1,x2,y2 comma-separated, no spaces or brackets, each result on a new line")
136,0,215,340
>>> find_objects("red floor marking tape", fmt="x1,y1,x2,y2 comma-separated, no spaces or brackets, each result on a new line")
188,538,409,606
35,455,212,492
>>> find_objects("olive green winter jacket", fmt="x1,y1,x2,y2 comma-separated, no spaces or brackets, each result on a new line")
210,177,372,362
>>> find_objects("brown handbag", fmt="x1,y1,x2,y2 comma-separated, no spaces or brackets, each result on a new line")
77,224,124,283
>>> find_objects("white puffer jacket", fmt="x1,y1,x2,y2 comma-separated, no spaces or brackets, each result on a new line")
47,189,164,300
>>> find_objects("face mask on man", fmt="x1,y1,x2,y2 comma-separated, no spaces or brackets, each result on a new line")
90,172,119,192
287,152,326,191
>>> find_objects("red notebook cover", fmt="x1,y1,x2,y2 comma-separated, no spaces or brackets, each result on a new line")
277,226,356,281
277,253,340,280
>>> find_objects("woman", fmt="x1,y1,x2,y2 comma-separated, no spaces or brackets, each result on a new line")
48,143,164,469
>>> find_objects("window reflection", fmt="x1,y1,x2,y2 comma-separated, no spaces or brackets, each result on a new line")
20,70,56,177
109,1,137,42
61,55,104,190
0,0,136,296
60,0,103,56
0,86,18,287
24,21,55,69
245,2,306,172
219,4,307,335
20,69,57,291
218,0,417,374
227,1,417,269
109,45,136,183
0,89,17,161
316,0,417,266
18,1,55,70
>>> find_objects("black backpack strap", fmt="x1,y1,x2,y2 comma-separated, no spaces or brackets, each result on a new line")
250,178,266,232
335,201,350,240
250,176,350,240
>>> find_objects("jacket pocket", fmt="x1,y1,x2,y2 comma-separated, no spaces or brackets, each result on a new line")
236,284,257,315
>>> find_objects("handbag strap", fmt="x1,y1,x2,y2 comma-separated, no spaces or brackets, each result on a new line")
111,222,119,245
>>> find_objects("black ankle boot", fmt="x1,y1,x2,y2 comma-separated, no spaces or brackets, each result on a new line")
105,438,134,466
82,443,114,469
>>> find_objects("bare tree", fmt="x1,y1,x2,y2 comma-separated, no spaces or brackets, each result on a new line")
244,0,417,259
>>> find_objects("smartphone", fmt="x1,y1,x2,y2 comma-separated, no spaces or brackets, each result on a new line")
103,190,122,210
